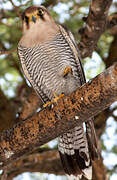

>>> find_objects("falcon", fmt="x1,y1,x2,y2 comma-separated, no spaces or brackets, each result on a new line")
18,5,99,180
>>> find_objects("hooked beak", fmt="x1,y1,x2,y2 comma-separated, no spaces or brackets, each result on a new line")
31,15,36,23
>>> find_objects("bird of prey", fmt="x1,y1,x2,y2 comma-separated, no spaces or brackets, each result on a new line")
18,6,99,180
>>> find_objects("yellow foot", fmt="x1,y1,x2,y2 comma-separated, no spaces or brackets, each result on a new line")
43,101,53,108
63,66,72,77
53,93,64,103
43,93,64,108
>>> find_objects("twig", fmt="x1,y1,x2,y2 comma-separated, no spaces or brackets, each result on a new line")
7,150,63,180
0,49,16,56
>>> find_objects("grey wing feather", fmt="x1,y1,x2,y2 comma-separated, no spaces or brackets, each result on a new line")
64,25,100,160
58,24,86,85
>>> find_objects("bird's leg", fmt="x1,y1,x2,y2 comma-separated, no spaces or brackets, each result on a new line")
62,66,72,77
43,66,72,108
43,93,64,108
43,101,53,108
53,93,64,103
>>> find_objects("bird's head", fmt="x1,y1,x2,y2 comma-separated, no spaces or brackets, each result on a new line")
19,6,59,46
21,6,54,32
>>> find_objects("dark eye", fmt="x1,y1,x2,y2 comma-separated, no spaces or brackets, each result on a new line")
25,15,29,25
37,9,44,16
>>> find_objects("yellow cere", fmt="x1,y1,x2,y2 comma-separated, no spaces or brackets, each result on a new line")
27,11,39,22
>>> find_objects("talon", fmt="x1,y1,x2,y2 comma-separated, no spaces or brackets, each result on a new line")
63,66,72,77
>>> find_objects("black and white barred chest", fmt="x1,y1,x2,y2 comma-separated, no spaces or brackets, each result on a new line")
18,33,81,102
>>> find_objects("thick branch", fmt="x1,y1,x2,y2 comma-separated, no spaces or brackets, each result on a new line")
0,63,117,168
6,150,107,180
7,150,63,180
79,0,113,58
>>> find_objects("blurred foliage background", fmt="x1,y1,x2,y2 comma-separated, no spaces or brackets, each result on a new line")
0,0,117,180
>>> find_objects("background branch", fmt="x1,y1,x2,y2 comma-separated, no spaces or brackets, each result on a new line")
79,0,113,58
7,150,63,180
0,49,16,56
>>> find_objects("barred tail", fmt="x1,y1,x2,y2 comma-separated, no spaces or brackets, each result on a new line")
58,119,100,180
86,119,100,161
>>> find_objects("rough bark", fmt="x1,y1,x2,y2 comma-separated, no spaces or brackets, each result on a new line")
0,63,117,169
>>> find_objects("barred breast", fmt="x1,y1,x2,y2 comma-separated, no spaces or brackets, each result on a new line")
18,32,82,103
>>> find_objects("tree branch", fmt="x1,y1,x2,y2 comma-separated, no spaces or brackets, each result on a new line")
7,150,63,180
0,63,117,168
79,0,113,58
0,49,16,56
5,150,107,180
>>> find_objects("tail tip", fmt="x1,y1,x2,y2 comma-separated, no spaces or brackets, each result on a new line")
66,166,92,180
83,166,92,180
67,174,82,180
